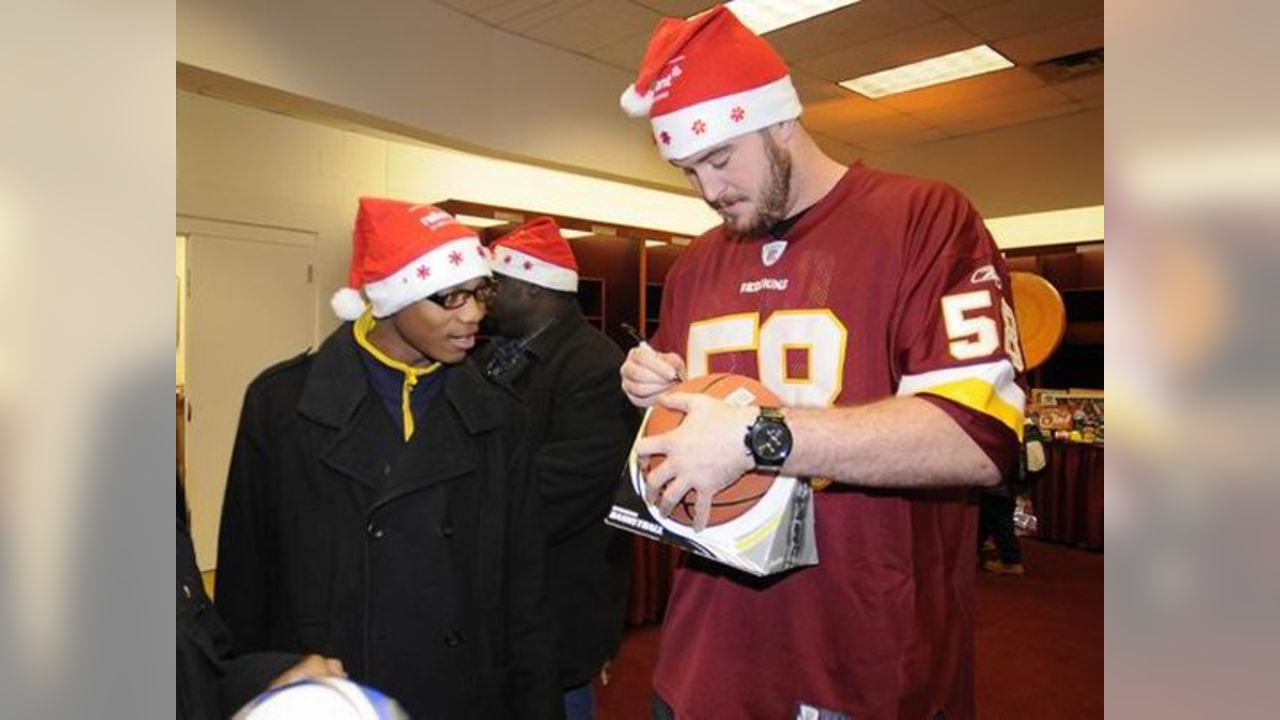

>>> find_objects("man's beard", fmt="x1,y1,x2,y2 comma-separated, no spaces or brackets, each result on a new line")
721,134,793,240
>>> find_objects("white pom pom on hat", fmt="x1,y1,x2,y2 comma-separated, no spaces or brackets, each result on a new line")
330,287,366,321
619,84,655,118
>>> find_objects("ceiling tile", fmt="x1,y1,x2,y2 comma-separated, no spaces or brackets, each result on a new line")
791,69,853,105
803,95,904,133
955,0,1103,41
818,114,948,150
588,32,651,71
630,0,716,16
992,16,1103,65
907,85,1073,125
522,0,664,54
475,0,565,24
925,0,1004,12
437,0,523,13
767,0,944,62
876,66,1046,112
809,130,868,162
796,19,980,81
930,102,1082,137
1055,73,1104,102
502,0,598,34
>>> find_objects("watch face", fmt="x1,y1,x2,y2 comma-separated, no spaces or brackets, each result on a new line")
752,422,792,464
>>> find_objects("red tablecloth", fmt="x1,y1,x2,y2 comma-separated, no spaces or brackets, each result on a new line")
1028,442,1104,550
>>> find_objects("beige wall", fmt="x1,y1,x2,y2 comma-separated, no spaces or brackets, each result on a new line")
177,90,719,336
863,108,1104,218
176,234,186,387
177,0,683,189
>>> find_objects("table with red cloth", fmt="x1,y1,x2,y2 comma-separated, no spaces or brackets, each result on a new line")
1028,441,1104,550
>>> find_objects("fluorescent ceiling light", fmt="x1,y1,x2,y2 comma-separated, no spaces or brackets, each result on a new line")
983,205,1103,250
720,0,862,35
560,228,594,239
454,214,509,228
645,240,667,247
840,45,1014,99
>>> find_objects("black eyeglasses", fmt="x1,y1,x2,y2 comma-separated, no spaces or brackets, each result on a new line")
426,278,498,310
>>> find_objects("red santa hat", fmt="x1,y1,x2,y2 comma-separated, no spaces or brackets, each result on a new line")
489,217,579,292
620,4,802,161
330,198,491,320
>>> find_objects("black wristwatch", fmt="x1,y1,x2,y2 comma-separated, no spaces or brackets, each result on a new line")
745,406,792,471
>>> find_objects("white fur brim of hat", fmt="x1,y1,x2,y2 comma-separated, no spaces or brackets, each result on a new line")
628,76,802,161
490,245,578,292
330,237,492,320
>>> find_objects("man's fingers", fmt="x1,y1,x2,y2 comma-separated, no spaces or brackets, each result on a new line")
656,392,693,413
644,459,677,501
691,491,715,533
634,434,668,459
657,476,692,517
663,352,688,381
626,346,683,383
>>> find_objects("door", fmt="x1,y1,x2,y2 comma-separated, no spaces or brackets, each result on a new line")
184,225,316,571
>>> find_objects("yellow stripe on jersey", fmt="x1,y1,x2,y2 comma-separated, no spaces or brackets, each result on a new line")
897,359,1025,438
916,378,1024,439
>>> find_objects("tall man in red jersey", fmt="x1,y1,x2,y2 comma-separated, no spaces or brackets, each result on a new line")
618,7,1026,720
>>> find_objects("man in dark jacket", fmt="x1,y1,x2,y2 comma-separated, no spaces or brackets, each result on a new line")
215,199,559,719
179,480,347,719
478,217,637,720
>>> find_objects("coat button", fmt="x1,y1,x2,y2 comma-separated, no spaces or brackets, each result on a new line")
443,630,462,648
438,523,454,538
367,523,384,540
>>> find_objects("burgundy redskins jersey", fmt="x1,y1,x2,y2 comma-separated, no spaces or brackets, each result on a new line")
649,163,1025,720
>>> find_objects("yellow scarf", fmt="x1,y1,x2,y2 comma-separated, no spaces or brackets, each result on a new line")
353,310,441,441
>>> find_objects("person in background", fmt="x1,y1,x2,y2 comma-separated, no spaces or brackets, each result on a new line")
215,199,559,719
616,7,1027,719
980,421,1047,574
477,217,637,720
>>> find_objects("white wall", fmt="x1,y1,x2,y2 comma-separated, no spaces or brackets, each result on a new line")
178,90,718,337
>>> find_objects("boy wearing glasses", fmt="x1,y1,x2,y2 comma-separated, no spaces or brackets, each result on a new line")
215,198,559,719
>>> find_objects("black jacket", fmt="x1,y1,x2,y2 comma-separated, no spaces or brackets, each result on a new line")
477,313,637,688
178,516,296,719
214,325,559,719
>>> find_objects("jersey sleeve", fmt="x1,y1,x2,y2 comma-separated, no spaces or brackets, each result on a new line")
893,183,1027,471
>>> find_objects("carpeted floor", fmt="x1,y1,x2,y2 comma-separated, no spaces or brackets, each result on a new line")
596,539,1103,719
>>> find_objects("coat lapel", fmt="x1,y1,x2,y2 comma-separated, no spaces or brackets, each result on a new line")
372,361,514,510
297,327,388,490
298,330,517,501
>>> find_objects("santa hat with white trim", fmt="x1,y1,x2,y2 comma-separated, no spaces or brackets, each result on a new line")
620,4,802,161
330,198,492,321
489,217,579,292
